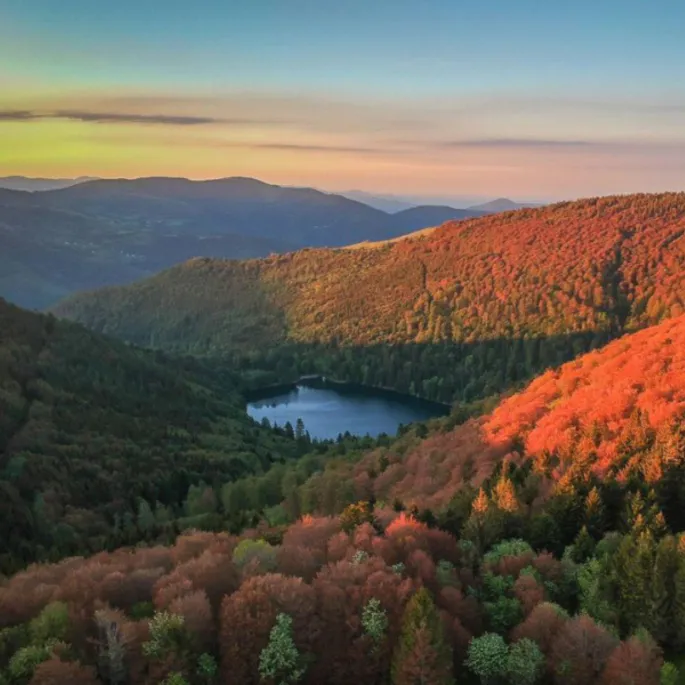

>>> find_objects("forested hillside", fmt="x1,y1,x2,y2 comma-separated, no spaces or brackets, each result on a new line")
0,494,682,684
346,313,685,511
194,315,685,546
55,193,685,403
0,298,311,572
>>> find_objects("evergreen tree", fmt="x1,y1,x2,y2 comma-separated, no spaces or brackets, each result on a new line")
136,499,156,535
295,418,305,441
391,588,454,685
258,613,306,685
673,536,685,649
613,530,655,635
569,525,596,563
585,487,606,538
648,535,678,646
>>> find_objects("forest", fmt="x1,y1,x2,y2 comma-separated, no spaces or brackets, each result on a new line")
0,498,683,684
2,299,685,682
0,298,331,573
54,193,685,403
3,193,685,683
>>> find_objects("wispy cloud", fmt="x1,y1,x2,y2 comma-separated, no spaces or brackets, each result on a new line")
53,110,220,125
439,138,595,148
234,142,389,154
0,109,223,125
0,110,37,121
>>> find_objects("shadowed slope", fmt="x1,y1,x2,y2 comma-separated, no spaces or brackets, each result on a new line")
0,298,301,570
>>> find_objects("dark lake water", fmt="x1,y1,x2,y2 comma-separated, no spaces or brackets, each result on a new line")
246,381,448,440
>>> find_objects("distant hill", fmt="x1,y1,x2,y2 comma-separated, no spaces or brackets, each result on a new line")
0,187,287,310
339,190,416,212
468,197,541,212
0,177,483,309
0,297,302,570
55,192,685,404
0,176,97,192
390,204,486,231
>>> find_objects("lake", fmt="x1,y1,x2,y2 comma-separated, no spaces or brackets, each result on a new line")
246,380,449,440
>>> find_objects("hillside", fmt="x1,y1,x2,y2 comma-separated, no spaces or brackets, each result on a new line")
0,298,306,572
0,177,483,309
346,313,685,511
389,204,486,232
55,193,685,403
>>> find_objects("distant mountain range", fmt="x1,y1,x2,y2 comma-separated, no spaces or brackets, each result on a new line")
0,176,491,309
339,190,417,213
341,189,540,213
1,176,540,212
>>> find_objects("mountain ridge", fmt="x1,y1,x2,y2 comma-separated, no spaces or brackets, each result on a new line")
0,177,486,309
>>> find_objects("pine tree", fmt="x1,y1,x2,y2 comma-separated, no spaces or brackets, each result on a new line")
391,588,454,685
463,488,503,554
493,474,519,513
584,487,606,538
648,535,678,646
258,613,305,685
136,499,156,535
673,536,685,650
613,530,655,635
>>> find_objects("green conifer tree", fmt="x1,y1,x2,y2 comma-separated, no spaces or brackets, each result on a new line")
391,588,454,685
258,613,306,685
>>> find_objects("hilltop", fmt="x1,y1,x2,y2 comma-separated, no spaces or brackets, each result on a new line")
0,176,97,192
55,192,685,403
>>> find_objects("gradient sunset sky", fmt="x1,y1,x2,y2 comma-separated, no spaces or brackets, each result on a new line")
1,0,684,201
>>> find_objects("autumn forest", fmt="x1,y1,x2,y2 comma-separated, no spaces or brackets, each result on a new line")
3,193,685,685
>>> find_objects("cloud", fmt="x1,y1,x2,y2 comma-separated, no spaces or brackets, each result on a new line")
436,138,595,149
0,109,222,125
0,110,39,121
237,142,388,154
53,110,220,125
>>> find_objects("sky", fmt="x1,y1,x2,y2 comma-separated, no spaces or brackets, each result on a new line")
1,0,684,201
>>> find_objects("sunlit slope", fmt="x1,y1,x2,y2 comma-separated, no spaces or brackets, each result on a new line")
55,193,685,352
355,314,685,508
